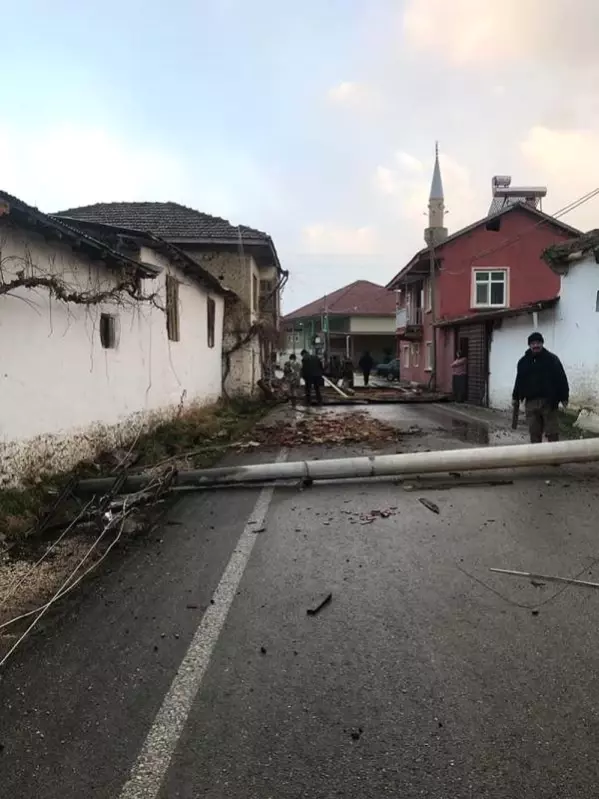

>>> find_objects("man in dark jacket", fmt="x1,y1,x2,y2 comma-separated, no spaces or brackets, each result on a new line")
300,349,323,405
358,351,375,387
512,332,569,443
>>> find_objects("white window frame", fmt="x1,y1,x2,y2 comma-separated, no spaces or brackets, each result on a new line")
425,341,433,372
471,268,508,309
425,279,432,312
411,342,420,367
402,344,410,369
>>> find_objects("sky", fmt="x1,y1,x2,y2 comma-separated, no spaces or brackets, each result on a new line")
2,0,599,313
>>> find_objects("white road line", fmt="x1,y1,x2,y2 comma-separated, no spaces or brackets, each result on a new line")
118,449,288,799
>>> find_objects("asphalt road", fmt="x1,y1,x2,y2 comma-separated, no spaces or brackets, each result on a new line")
2,404,599,798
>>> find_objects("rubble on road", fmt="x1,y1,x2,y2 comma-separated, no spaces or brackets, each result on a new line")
419,498,440,515
238,412,408,449
306,592,332,616
341,507,400,525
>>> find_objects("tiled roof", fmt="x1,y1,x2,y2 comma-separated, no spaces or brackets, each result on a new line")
54,201,270,243
542,228,599,268
283,280,396,321
45,215,229,295
0,190,157,276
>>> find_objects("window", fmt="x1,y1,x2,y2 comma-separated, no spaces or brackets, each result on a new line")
472,269,507,308
260,279,275,312
411,342,420,367
99,313,117,349
425,341,433,371
402,344,410,369
425,280,432,312
596,290,599,312
207,296,216,348
166,275,180,342
252,274,259,312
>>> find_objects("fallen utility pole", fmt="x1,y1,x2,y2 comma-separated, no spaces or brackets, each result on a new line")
75,437,599,494
490,568,599,591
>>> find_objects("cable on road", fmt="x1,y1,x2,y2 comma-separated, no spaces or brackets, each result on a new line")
0,509,130,667
0,498,96,609
457,551,599,612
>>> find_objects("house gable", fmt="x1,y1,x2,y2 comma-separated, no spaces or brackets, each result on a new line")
435,205,578,322
387,203,581,290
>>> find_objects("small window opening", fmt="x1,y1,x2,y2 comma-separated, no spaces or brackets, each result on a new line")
485,217,502,232
166,275,180,342
595,290,599,312
207,297,216,348
100,314,117,349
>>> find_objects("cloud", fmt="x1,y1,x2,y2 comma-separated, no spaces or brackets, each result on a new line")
301,223,380,255
402,0,599,69
520,125,599,230
327,81,383,112
0,124,188,213
374,149,482,234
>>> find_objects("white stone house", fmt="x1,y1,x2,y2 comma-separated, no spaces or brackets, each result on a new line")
488,230,599,422
53,202,287,396
0,191,230,486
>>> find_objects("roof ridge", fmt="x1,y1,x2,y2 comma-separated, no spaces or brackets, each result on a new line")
54,200,268,237
283,279,395,320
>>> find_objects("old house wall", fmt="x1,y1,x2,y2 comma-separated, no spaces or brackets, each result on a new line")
182,249,277,395
488,255,599,411
0,227,224,486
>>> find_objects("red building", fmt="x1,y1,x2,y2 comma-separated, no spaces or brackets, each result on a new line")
387,157,581,404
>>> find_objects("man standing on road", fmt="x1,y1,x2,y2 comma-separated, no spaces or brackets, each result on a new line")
341,356,355,391
512,332,569,443
358,351,375,387
283,353,301,406
451,350,468,403
300,349,323,405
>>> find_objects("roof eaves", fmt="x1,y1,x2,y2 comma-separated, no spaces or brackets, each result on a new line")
434,297,559,327
542,229,599,271
145,234,232,296
167,233,286,272
1,192,156,277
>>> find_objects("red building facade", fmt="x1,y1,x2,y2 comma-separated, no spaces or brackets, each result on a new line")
388,204,579,403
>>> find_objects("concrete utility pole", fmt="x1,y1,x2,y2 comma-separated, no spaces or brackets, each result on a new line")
428,243,437,391
76,437,599,493
424,142,448,393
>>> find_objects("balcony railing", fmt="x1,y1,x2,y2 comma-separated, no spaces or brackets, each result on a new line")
396,307,423,328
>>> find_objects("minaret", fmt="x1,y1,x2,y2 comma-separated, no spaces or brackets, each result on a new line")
424,142,448,248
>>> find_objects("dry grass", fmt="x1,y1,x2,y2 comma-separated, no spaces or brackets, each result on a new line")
0,397,266,546
0,397,269,658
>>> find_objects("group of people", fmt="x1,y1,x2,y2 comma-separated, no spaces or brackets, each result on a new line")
284,333,569,444
282,350,377,406
451,332,569,444
282,350,323,406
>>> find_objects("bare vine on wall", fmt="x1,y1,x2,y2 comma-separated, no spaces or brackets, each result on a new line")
0,247,164,311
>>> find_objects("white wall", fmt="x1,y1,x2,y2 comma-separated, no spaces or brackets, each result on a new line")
349,315,396,334
0,226,225,485
488,255,599,410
